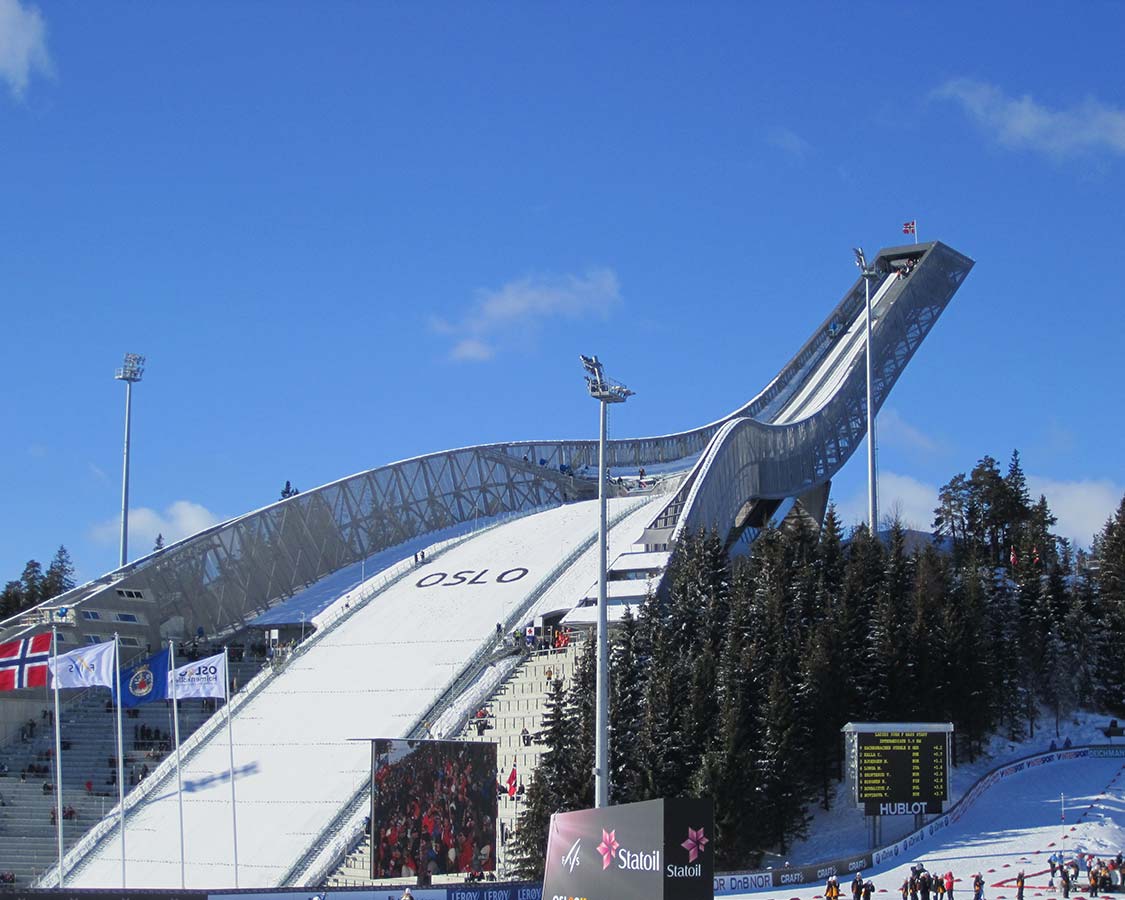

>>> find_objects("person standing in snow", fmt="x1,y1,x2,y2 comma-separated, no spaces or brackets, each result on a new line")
1061,867,1071,899
972,873,984,900
901,879,910,900
1016,871,1025,900
920,868,932,900
863,881,875,900
945,871,955,900
853,872,864,900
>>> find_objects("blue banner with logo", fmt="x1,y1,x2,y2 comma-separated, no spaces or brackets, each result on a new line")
120,647,171,707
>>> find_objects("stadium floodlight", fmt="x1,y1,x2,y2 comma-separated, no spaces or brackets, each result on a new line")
580,354,634,809
114,353,146,569
582,354,634,404
853,249,879,534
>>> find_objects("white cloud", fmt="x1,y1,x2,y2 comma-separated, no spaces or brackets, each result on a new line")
91,500,224,552
1027,475,1123,547
450,338,494,362
879,408,943,455
767,126,812,158
934,78,1125,158
834,471,939,533
0,0,50,100
432,268,622,363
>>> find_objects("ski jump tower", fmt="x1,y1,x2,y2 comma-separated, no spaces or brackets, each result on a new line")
0,240,973,891
0,241,973,655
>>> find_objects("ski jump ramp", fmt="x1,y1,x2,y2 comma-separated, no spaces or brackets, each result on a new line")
14,240,971,888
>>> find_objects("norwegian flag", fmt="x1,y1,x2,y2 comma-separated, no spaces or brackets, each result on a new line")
0,632,53,692
902,220,917,235
507,764,518,798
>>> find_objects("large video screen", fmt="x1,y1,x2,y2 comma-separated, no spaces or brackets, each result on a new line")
367,738,498,880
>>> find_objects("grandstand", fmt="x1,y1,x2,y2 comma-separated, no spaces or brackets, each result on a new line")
0,240,973,889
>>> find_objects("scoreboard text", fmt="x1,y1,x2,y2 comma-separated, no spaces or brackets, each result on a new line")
856,730,948,815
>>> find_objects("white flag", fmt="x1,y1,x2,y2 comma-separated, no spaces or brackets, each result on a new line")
168,651,227,699
49,641,117,689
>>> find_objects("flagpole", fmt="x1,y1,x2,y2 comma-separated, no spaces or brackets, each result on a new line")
224,646,240,888
915,219,919,244
52,627,65,888
170,641,186,889
114,634,126,888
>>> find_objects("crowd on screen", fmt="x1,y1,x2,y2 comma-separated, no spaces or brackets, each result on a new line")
369,742,496,881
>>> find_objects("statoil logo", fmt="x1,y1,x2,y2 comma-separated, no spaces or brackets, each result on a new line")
596,827,661,873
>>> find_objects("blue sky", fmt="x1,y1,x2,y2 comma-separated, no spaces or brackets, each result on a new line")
2,1,1123,585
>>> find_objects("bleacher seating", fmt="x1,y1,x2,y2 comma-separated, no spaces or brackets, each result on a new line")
0,651,265,885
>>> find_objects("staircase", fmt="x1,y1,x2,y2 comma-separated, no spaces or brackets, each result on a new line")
325,638,586,887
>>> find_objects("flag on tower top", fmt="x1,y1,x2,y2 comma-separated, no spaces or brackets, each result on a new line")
903,220,917,235
0,633,52,691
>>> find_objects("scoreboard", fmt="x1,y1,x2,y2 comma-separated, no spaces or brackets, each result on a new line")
847,725,951,816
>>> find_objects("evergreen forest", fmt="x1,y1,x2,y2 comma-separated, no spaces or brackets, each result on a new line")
510,451,1125,877
1,546,76,619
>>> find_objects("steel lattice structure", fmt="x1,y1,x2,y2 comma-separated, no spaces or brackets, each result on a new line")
1,241,972,651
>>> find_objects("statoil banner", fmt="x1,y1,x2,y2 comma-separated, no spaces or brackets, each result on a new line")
542,797,714,900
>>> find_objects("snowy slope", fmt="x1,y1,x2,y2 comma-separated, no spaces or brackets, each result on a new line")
66,499,641,890
723,750,1125,900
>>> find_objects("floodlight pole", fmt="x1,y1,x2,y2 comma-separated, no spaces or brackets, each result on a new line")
580,355,633,809
115,354,145,569
854,250,879,533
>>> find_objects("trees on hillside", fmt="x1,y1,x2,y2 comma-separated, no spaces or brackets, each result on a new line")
513,450,1125,872
2,546,76,618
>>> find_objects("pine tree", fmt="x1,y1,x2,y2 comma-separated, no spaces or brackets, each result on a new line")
610,606,645,804
933,473,969,560
567,637,597,807
696,560,763,867
42,546,76,599
636,625,689,799
798,616,843,809
19,560,44,608
840,524,884,715
1091,497,1125,713
756,668,808,853
0,581,24,618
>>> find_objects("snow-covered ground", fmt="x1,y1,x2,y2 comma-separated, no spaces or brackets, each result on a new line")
725,747,1125,900
63,496,657,890
786,716,1123,867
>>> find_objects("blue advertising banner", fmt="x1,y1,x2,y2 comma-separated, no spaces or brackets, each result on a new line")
444,885,542,900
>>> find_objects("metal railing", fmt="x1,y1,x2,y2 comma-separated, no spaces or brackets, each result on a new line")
282,497,650,888
35,506,547,888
